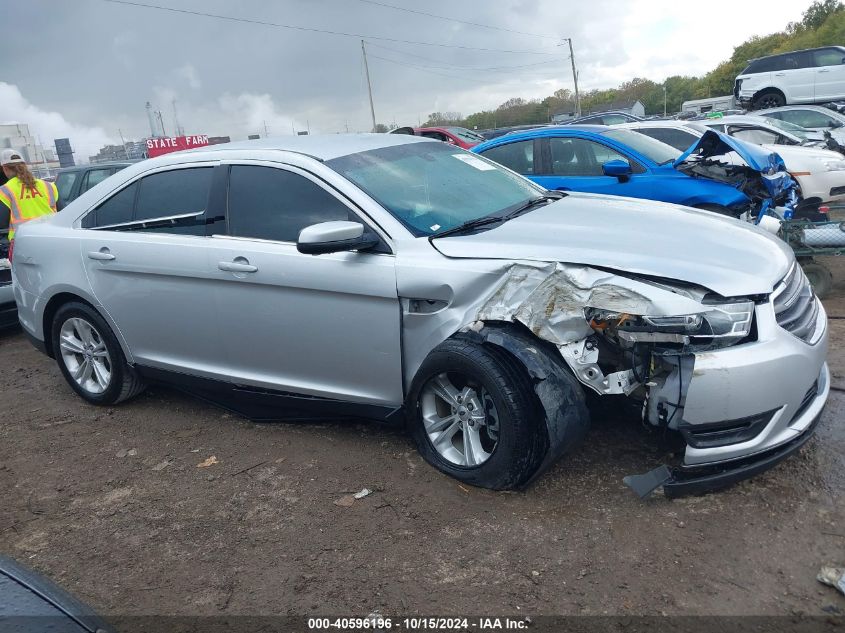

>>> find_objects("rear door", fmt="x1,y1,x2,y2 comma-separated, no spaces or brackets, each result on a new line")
209,162,402,406
812,47,845,101
79,163,229,378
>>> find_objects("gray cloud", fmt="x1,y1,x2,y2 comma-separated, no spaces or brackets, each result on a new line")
0,0,815,156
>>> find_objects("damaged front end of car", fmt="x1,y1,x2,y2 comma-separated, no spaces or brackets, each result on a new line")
453,260,825,498
674,129,798,220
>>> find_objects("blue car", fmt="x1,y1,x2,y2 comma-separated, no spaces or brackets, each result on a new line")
472,125,796,217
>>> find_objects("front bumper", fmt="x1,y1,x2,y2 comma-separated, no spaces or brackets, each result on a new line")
625,292,830,498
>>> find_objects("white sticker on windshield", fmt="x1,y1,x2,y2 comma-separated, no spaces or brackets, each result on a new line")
453,154,496,170
430,223,441,231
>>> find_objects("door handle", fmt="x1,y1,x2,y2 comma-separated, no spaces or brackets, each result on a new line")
218,260,258,273
819,68,830,73
87,249,115,261
774,72,785,76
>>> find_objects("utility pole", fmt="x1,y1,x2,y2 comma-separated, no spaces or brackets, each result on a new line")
565,38,581,117
361,40,377,132
663,85,668,117
118,129,130,160
172,99,184,137
263,120,269,137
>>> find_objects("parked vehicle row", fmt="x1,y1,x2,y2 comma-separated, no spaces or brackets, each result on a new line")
12,134,829,498
471,125,797,218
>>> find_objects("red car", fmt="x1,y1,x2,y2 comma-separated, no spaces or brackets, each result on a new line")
390,126,486,149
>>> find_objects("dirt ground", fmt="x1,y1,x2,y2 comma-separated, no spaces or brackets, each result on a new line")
1,260,844,619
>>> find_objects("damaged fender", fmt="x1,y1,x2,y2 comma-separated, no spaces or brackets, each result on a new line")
460,323,590,485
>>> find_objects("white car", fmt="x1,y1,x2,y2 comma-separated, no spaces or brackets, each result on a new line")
735,46,845,110
756,105,845,145
615,120,845,203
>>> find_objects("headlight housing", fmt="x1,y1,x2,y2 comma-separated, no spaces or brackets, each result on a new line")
585,301,754,348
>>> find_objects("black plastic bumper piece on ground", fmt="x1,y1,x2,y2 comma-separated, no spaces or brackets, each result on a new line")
625,412,822,499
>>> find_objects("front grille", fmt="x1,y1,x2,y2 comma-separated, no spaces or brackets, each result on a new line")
772,263,819,343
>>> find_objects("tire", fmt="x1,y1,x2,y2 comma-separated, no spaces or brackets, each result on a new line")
752,90,785,110
51,301,146,405
801,261,833,299
407,337,547,490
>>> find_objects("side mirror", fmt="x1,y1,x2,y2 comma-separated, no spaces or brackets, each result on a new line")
297,221,379,255
602,159,632,179
829,120,844,129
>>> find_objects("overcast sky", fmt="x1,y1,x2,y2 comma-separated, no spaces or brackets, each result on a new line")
0,0,815,160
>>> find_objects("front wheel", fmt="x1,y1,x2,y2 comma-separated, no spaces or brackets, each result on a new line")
408,338,547,490
51,302,146,405
752,90,785,110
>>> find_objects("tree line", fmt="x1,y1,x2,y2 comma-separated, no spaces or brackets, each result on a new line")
419,0,845,130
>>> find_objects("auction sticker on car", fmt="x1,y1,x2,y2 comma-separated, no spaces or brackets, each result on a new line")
452,154,496,170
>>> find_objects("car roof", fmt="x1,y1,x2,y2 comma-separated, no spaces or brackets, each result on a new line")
704,114,777,126
185,133,435,161
749,45,844,61
758,104,841,114
57,161,132,172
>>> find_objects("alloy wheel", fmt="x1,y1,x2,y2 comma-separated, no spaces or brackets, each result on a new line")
59,317,112,395
419,372,500,467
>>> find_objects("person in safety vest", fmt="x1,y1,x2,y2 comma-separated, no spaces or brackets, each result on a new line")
0,149,58,247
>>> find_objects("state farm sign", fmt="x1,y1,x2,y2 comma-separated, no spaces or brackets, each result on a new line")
146,135,209,158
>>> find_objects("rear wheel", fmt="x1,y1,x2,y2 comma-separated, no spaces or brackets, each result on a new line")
51,302,146,405
408,337,547,490
752,90,785,110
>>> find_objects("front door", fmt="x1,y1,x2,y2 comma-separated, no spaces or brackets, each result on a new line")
812,47,845,101
210,163,402,407
531,137,655,200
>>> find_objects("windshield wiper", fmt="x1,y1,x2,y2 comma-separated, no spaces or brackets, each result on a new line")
430,193,564,241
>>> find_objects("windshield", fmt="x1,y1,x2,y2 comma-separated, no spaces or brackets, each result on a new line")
55,171,79,200
327,142,544,237
601,129,681,165
447,127,487,143
764,118,808,141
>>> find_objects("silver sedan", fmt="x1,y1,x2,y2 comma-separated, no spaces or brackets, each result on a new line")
11,134,829,496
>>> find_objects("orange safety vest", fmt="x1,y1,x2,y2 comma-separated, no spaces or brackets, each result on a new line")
0,176,58,239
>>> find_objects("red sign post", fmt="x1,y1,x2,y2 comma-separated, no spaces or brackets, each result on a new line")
146,135,209,158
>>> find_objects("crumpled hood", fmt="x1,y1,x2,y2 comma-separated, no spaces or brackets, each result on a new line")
674,129,795,203
432,192,793,297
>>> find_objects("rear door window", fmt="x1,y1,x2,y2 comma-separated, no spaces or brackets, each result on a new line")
478,140,535,174
135,168,214,222
637,127,699,152
226,166,354,243
84,167,213,235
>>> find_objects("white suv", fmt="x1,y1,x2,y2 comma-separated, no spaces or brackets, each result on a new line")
735,46,845,110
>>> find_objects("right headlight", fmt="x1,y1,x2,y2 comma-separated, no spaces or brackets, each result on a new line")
586,300,754,347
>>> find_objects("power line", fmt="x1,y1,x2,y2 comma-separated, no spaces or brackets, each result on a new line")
101,0,560,55
366,41,568,72
354,0,558,40
368,54,561,84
